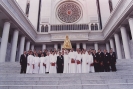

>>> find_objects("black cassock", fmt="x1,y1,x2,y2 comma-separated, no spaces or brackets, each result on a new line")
56,55,64,73
20,54,27,73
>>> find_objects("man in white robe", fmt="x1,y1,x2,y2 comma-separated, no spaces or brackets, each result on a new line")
39,54,46,74
81,51,89,73
33,53,40,74
49,52,57,73
26,52,34,74
45,52,50,73
63,51,69,73
87,51,95,73
76,51,82,73
68,49,76,73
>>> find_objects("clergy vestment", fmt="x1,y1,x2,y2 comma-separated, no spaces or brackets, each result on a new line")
92,53,99,72
88,54,95,73
49,55,57,73
63,54,69,73
56,55,64,73
33,56,40,74
68,52,76,73
39,57,46,74
97,52,104,72
76,53,82,73
26,55,34,74
81,54,88,73
45,55,50,73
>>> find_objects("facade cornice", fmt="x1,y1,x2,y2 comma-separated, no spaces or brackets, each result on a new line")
102,0,133,40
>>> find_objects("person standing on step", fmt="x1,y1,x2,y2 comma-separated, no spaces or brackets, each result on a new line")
49,51,57,73
76,50,82,73
56,52,64,73
63,51,69,73
92,50,99,72
39,54,46,74
26,51,34,74
45,52,50,73
68,49,76,73
109,48,117,72
33,53,40,74
97,49,104,72
103,49,110,72
20,51,27,74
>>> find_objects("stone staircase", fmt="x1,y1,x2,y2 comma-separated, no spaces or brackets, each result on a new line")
0,59,133,89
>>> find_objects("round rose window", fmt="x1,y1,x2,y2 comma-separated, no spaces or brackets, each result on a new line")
57,1,82,23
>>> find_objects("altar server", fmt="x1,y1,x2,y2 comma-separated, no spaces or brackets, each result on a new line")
33,53,40,74
39,54,46,74
63,51,69,73
76,51,82,73
49,52,57,73
81,51,89,73
45,52,50,73
86,51,94,73
26,51,34,74
68,49,76,73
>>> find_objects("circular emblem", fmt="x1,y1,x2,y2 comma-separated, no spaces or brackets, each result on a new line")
57,1,82,23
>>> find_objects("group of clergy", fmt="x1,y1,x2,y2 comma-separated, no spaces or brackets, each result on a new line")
20,48,117,74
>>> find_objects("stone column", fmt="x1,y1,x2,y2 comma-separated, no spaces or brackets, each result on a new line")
109,38,115,52
10,30,19,62
83,43,86,49
31,45,34,51
42,44,46,51
120,27,131,59
128,18,133,38
26,41,30,51
94,43,98,52
76,43,80,49
61,43,63,50
54,44,58,50
0,22,10,62
106,43,110,52
19,36,25,61
114,33,122,59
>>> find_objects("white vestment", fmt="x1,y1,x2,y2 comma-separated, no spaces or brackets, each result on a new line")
87,54,94,73
81,54,88,73
68,52,76,73
33,57,40,74
39,57,46,74
76,53,82,73
49,55,57,73
89,54,95,73
26,55,34,74
63,54,69,73
45,56,50,72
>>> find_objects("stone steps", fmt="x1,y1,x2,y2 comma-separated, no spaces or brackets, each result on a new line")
0,59,133,89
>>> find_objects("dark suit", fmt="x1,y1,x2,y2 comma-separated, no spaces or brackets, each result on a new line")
97,52,104,72
56,55,64,73
109,52,117,71
103,53,110,72
20,54,27,73
92,53,99,72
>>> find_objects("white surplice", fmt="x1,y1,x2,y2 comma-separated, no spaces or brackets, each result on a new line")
68,52,76,73
26,55,34,74
63,54,69,73
49,55,57,73
76,53,82,73
81,54,88,73
33,57,40,74
45,55,50,73
89,54,95,73
87,54,94,73
39,57,46,74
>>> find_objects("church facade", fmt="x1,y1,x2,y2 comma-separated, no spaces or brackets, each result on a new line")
0,0,133,62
